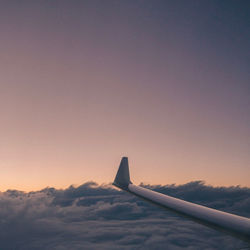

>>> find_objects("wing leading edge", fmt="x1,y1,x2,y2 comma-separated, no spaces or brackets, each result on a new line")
113,157,250,243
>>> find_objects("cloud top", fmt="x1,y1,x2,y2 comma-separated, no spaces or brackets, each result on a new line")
0,181,249,249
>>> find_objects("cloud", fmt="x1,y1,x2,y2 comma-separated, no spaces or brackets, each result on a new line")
0,181,249,249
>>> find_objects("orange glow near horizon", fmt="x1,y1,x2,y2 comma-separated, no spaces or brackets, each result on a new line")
1,153,249,192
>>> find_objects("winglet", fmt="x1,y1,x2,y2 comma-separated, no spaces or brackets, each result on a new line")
113,157,132,190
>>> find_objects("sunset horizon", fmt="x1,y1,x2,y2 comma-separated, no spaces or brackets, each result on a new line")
0,1,249,248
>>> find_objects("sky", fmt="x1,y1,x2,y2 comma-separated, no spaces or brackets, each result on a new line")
0,0,249,191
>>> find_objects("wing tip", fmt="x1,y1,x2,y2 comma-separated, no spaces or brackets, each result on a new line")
113,156,132,190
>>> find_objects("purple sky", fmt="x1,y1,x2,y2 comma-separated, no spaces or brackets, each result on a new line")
0,0,249,190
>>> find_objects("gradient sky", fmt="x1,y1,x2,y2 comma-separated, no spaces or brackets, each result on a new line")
0,0,249,191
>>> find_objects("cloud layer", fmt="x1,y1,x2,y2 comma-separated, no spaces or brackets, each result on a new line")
0,181,249,249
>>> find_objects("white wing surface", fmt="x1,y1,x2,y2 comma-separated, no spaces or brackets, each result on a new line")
113,157,250,243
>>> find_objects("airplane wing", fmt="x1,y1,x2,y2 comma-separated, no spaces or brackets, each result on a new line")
113,157,250,243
